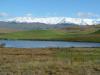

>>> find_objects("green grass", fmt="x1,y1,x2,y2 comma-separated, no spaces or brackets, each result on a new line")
0,29,100,42
0,30,67,40
92,30,100,34
0,47,100,75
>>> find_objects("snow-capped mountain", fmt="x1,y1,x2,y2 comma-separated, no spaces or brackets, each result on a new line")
7,17,100,25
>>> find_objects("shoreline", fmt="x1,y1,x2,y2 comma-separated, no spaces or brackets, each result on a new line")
0,38,100,43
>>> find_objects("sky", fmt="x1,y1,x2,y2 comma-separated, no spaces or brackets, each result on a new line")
0,0,100,19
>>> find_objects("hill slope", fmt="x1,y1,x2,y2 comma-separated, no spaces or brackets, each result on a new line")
0,21,77,31
0,29,100,42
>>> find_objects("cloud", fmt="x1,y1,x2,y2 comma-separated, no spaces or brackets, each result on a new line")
77,12,99,18
0,12,8,17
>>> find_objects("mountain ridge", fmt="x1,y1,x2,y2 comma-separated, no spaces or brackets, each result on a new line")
6,17,100,25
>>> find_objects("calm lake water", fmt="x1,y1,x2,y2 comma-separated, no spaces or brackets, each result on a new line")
0,40,100,48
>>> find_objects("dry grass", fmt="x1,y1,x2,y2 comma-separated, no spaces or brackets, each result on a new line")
0,47,100,75
0,28,22,33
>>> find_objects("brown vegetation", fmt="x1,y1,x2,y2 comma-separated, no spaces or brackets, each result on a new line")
0,48,100,75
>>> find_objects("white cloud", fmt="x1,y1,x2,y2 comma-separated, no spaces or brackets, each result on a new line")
77,12,99,18
0,12,8,17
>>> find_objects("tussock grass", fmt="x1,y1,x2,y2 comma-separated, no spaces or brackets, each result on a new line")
0,47,100,75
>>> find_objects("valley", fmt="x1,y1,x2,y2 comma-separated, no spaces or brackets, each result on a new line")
0,0,100,75
0,25,100,42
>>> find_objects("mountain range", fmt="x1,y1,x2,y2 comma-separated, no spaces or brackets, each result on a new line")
0,17,100,31
7,17,100,25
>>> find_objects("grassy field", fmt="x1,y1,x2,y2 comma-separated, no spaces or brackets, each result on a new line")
0,29,100,42
0,47,100,75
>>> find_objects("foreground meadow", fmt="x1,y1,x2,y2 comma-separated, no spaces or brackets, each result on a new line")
0,47,100,75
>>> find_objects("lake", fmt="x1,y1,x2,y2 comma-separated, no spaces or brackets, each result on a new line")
0,40,100,48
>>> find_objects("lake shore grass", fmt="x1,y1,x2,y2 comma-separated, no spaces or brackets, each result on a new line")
0,47,100,75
